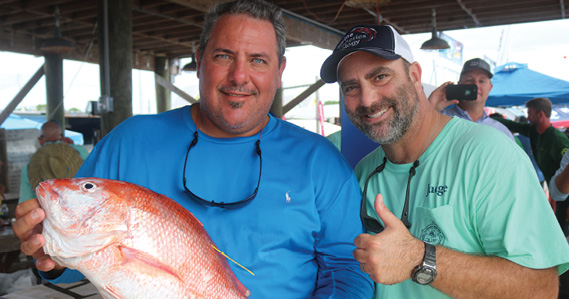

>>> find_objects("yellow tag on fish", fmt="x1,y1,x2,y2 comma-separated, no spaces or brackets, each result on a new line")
211,244,255,276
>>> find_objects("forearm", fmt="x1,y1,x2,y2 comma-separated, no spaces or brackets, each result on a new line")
432,246,558,299
555,166,569,196
495,118,527,135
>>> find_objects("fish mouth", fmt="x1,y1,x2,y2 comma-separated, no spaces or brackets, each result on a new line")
36,181,61,210
35,181,64,226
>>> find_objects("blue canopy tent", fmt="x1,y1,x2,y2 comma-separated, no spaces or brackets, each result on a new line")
487,62,569,107
1,114,84,145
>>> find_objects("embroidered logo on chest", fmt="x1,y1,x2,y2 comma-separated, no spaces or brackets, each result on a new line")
420,222,446,246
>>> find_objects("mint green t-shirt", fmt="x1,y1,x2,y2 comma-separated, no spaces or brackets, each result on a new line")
355,117,569,298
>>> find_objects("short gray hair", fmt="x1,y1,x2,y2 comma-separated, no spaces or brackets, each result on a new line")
199,0,286,65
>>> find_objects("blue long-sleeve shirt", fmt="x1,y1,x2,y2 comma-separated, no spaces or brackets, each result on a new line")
44,105,373,298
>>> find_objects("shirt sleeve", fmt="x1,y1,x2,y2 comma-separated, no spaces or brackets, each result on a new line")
495,118,532,136
312,172,374,298
550,151,569,201
39,268,86,284
18,164,35,203
474,135,569,274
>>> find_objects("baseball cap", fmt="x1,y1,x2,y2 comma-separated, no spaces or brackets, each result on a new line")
460,58,493,78
320,24,414,83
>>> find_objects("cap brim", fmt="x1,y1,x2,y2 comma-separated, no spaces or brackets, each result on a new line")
320,48,401,83
460,68,493,79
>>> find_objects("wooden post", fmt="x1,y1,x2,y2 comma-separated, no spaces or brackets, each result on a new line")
44,54,65,127
98,0,133,137
270,86,283,119
155,56,171,113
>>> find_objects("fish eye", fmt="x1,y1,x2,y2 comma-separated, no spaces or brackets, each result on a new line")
82,182,97,192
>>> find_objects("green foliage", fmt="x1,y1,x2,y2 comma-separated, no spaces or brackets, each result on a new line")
67,108,82,113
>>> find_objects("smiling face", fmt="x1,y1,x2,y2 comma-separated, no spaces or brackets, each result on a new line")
338,51,421,144
196,14,286,138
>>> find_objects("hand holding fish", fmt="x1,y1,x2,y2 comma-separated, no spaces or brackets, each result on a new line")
13,198,66,274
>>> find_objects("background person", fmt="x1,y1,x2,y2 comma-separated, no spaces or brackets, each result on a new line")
428,58,515,142
13,1,373,298
496,97,569,236
320,24,569,298
19,120,89,203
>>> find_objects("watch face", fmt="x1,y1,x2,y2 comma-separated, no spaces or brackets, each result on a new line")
416,270,434,284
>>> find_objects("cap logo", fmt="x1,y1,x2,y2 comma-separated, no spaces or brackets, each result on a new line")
336,27,377,51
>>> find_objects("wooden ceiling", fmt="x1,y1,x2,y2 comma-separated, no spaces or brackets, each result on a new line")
1,0,567,71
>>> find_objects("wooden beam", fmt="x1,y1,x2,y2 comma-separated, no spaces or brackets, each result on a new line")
165,0,217,12
155,57,171,113
155,74,197,104
456,0,482,27
283,79,326,115
164,0,342,51
283,16,341,50
0,65,44,126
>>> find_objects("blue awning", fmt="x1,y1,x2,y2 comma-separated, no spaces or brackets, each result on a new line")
0,114,84,145
487,62,569,107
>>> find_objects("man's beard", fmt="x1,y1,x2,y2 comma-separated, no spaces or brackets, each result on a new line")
346,82,420,144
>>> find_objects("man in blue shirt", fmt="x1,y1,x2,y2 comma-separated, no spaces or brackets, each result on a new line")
12,1,372,298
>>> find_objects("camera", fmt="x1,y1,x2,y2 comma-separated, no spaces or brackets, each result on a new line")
445,84,478,101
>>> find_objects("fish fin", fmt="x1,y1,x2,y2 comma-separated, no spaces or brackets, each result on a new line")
210,245,251,297
119,246,182,282
235,278,251,297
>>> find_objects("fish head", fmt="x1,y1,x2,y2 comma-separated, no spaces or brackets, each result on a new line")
36,178,132,265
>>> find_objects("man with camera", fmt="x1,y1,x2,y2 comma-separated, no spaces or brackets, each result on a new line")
428,58,515,141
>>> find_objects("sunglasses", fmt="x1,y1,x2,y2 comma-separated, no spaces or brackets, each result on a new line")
360,157,418,233
182,131,262,209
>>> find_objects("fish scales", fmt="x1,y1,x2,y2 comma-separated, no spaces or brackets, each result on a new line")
36,178,249,299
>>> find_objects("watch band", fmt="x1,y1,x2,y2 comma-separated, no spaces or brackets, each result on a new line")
411,241,437,285
424,242,436,268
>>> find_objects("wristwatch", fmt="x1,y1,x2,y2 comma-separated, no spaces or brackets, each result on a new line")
411,241,437,285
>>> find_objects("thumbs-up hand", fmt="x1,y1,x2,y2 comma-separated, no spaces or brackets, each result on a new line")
353,194,425,285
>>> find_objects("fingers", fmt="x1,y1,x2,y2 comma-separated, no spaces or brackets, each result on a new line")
13,199,64,275
14,198,41,218
354,233,369,250
35,255,59,272
20,231,46,257
13,199,48,259
373,194,404,230
428,81,457,112
13,205,44,241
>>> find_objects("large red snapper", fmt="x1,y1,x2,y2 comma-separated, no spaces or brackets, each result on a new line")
36,178,250,299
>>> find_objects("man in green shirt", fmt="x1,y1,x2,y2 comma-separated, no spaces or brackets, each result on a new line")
496,97,569,235
320,24,569,298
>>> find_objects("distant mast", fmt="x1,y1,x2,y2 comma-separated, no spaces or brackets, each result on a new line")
497,26,511,66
